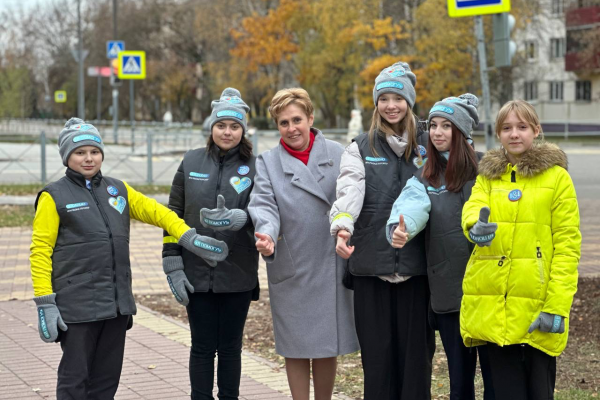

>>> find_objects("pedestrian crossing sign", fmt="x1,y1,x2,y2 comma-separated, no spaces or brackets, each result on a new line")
448,0,510,17
106,40,125,59
54,90,67,103
118,51,146,80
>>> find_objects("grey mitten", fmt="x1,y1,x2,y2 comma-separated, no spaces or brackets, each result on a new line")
528,312,565,334
178,228,229,267
200,195,247,231
163,256,194,306
468,207,497,247
33,293,67,343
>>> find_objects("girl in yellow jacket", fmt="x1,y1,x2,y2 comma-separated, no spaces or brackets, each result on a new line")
461,100,581,400
30,118,228,399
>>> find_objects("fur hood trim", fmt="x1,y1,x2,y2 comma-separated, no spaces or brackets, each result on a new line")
478,141,568,179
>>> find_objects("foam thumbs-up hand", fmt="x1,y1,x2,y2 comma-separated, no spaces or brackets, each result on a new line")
200,194,247,231
468,207,497,247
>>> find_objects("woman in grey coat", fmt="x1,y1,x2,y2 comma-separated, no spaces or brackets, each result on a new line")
248,88,359,400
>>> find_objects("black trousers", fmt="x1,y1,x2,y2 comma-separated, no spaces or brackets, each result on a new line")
487,343,557,400
57,313,130,400
433,311,495,400
353,275,435,400
186,290,252,400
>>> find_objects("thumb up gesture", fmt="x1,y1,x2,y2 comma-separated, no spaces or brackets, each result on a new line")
391,214,409,248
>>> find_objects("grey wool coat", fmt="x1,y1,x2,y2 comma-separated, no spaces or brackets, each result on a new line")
248,129,359,359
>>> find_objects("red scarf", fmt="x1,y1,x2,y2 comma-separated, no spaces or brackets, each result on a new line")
280,132,315,165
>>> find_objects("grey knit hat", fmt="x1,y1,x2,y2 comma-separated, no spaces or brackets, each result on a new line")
372,61,417,108
58,118,104,167
427,93,479,139
208,88,250,135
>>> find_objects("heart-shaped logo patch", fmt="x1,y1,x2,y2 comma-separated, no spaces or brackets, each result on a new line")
229,176,251,194
108,196,127,214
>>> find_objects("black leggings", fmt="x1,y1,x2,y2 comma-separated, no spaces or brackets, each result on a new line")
186,290,252,400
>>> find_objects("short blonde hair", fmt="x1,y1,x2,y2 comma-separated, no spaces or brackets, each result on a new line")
269,88,314,123
495,100,544,138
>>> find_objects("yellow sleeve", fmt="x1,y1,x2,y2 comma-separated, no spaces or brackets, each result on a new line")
125,182,190,240
544,168,581,317
30,192,59,297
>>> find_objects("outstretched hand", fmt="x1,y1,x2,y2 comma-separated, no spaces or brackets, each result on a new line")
391,214,409,248
336,230,355,259
255,232,275,256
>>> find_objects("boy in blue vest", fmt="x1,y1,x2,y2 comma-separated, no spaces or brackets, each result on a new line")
30,118,226,399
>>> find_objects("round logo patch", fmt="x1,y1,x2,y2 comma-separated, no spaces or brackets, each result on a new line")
413,157,426,168
417,145,427,157
107,185,119,196
237,165,250,176
508,189,522,202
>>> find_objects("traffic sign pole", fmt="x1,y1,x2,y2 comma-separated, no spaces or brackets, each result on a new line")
130,80,135,153
474,16,495,150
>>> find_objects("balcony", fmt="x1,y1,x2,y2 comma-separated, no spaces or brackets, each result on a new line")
565,5,600,72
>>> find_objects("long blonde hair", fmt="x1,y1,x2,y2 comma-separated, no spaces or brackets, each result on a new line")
368,107,420,161
495,100,544,140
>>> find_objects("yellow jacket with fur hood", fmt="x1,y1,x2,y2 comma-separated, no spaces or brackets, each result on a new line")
460,141,581,357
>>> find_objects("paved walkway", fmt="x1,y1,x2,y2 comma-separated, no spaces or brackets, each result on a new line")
0,220,354,400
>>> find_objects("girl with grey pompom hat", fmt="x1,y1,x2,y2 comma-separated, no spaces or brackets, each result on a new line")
162,87,259,399
386,93,495,399
329,60,433,398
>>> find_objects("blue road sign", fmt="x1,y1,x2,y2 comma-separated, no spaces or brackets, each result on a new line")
106,41,125,59
118,51,146,79
448,0,510,17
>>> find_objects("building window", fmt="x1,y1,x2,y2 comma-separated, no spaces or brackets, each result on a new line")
524,81,538,101
549,81,564,101
550,38,566,59
576,81,592,101
525,41,537,60
552,0,564,15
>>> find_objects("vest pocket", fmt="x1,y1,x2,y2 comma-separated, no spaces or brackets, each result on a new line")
54,270,93,291
54,271,95,322
267,234,296,284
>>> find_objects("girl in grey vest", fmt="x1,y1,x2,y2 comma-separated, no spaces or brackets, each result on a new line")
162,88,259,400
386,94,495,400
330,61,434,399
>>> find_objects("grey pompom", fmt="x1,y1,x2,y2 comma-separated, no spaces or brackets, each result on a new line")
459,93,479,108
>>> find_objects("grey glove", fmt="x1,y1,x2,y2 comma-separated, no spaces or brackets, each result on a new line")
468,207,497,247
163,256,194,306
178,228,229,267
528,312,565,334
200,195,247,231
33,293,67,343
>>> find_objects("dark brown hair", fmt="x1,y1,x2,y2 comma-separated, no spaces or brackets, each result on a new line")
422,124,478,192
206,134,253,162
